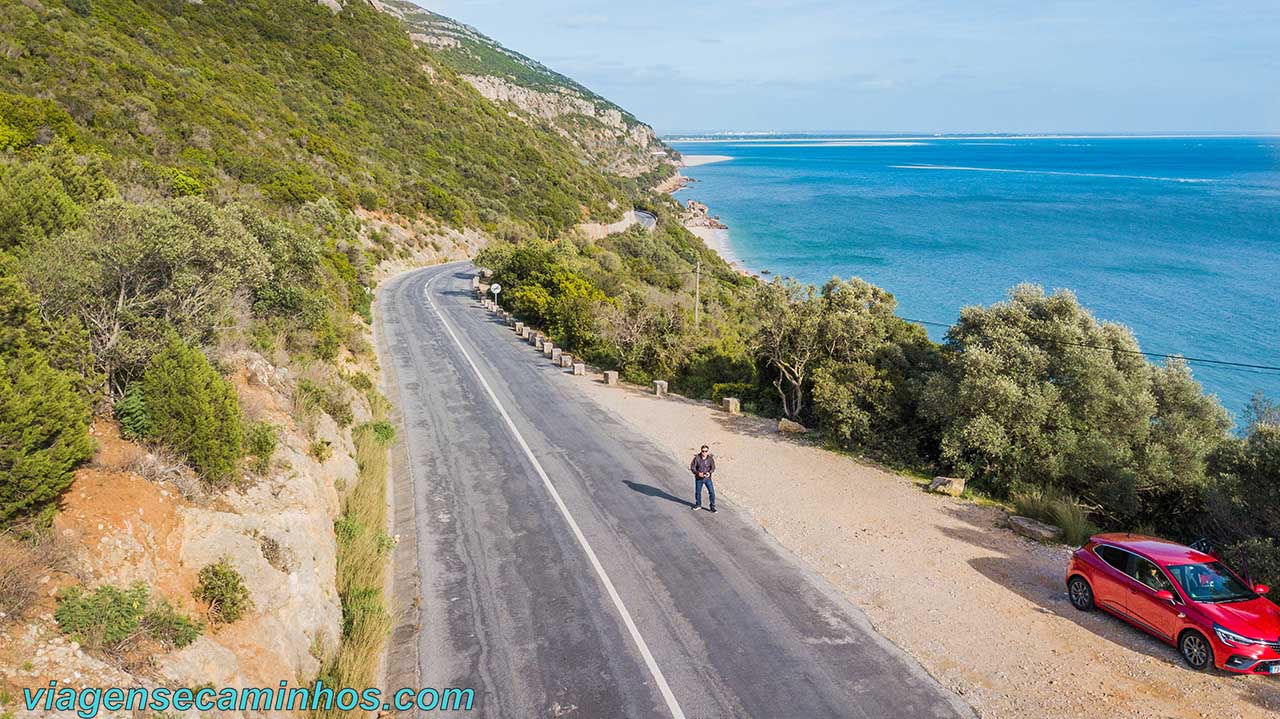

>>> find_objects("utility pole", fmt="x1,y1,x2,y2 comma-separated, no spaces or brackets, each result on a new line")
694,258,701,331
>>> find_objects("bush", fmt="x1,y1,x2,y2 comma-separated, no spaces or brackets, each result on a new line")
0,533,63,622
55,583,150,651
193,559,253,624
168,169,203,197
141,337,244,485
1012,486,1099,546
242,421,278,475
362,420,396,446
298,379,353,428
114,384,151,439
55,582,202,652
0,348,93,524
310,440,333,463
1226,538,1280,591
141,599,203,648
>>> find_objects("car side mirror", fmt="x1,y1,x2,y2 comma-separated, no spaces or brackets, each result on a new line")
1256,584,1270,595
1155,590,1176,603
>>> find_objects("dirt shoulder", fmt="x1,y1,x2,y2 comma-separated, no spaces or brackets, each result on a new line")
572,380,1280,719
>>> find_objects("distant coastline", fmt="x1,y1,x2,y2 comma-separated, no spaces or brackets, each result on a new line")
662,155,750,274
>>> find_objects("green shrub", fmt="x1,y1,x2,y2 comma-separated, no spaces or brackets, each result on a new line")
55,583,149,651
711,382,755,405
114,384,152,439
1227,538,1280,591
193,559,253,625
1050,498,1100,547
141,599,203,648
52,582,198,651
310,440,333,463
1012,486,1099,546
344,371,374,394
141,337,244,485
298,379,353,428
362,420,395,446
0,348,93,524
242,421,278,475
168,169,203,197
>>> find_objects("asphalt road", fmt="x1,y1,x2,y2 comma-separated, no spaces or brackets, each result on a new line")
377,261,974,719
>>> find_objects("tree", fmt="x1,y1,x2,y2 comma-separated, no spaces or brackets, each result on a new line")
751,278,823,420
921,284,1228,526
23,197,269,392
140,336,244,485
0,162,81,251
0,347,93,523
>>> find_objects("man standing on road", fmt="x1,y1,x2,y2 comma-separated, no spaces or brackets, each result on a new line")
690,445,716,513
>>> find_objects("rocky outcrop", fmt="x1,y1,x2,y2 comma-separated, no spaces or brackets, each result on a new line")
778,418,809,434
684,200,727,230
461,75,663,177
1009,515,1064,543
928,476,966,497
373,0,670,180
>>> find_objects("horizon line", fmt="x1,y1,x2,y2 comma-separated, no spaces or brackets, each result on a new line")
663,132,1280,142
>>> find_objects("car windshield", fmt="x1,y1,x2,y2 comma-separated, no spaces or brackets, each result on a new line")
1167,561,1256,603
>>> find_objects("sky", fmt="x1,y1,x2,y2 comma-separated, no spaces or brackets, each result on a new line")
417,0,1280,136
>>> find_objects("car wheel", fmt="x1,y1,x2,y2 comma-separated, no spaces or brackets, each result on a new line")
1179,630,1213,671
1068,576,1094,611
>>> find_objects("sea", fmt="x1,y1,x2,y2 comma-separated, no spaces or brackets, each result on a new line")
668,135,1280,420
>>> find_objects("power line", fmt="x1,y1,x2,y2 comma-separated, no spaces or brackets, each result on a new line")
900,317,1280,375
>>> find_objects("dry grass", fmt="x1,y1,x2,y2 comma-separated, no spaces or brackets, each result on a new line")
314,398,396,717
0,531,70,622
127,444,206,502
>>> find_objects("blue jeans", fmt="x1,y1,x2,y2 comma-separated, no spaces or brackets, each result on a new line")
694,476,715,509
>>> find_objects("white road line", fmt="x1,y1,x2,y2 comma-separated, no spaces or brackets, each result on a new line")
421,270,687,719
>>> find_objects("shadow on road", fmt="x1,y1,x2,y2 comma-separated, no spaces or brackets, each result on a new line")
623,480,691,508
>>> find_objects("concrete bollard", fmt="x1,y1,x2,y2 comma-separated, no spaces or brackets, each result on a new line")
653,380,668,398
543,342,554,358
515,322,524,334
532,333,542,347
722,397,741,415
560,354,573,368
551,347,562,361
572,363,586,376
603,370,618,386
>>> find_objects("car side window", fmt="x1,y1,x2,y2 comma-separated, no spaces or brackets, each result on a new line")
1133,557,1176,595
1095,545,1132,574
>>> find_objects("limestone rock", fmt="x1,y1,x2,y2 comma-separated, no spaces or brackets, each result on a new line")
778,418,808,434
928,476,966,497
1009,515,1064,543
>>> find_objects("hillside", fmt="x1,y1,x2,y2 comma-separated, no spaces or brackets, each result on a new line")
0,0,682,710
377,0,674,179
1,0,632,232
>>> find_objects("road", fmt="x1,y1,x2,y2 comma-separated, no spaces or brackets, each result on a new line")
376,261,973,719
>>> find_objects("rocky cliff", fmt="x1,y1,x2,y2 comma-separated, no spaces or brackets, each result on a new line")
377,0,674,178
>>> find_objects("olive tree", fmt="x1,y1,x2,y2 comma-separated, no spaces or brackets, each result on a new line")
24,197,269,393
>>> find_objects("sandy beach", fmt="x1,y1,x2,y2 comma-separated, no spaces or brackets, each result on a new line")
567,381,1280,719
680,154,733,167
685,225,745,270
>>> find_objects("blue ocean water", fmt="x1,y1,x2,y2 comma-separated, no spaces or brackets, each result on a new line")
669,136,1280,419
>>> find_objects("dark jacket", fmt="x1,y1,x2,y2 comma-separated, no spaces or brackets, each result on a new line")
690,453,716,477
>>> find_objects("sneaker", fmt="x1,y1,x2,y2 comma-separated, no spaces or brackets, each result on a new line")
709,507,717,513
690,505,701,511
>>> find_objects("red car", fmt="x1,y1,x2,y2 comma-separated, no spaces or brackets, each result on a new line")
1065,533,1280,674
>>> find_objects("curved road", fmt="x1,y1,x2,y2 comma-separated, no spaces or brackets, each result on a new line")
377,261,972,719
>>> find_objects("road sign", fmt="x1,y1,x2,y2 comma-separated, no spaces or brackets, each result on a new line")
490,283,502,295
